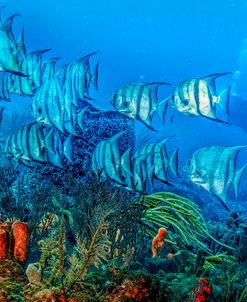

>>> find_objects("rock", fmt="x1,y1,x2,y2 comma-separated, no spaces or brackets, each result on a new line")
12,222,29,263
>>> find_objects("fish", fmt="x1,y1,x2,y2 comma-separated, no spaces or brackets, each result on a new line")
0,75,10,100
186,145,247,210
110,82,170,130
41,57,60,84
91,131,127,185
134,138,178,188
3,123,72,168
32,78,79,136
0,49,54,99
56,52,99,105
0,8,26,75
170,73,231,122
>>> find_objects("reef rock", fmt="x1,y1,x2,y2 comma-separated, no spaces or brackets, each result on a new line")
26,262,42,284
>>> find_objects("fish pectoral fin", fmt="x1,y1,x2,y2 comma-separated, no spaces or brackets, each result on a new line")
232,163,247,199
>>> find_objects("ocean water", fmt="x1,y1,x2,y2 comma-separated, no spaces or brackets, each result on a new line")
0,1,247,301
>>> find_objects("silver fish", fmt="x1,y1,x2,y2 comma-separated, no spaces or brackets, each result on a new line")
0,8,26,75
4,123,72,168
91,131,127,185
110,82,169,130
186,145,247,210
170,73,231,122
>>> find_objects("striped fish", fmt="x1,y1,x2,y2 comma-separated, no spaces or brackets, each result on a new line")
186,145,247,211
134,138,178,187
56,52,99,105
32,77,79,136
91,131,127,185
170,73,231,122
0,8,26,75
110,82,170,130
3,123,73,168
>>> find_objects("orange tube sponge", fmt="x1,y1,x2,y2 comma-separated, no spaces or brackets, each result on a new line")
0,230,8,260
152,227,167,258
12,222,29,263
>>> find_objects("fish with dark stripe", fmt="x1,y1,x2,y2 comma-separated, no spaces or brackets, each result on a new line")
0,7,26,75
170,73,231,122
3,123,73,168
110,82,170,130
186,145,247,211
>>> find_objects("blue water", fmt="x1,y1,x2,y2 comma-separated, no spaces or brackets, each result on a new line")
3,0,247,213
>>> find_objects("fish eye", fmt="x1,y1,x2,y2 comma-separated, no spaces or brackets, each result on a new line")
182,99,189,105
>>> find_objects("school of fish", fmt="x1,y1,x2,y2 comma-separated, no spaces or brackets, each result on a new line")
0,7,245,211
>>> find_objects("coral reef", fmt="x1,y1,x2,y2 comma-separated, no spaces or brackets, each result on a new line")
0,176,247,301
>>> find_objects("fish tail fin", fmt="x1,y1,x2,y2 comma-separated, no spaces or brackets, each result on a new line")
157,98,169,123
91,61,99,90
233,163,247,199
17,28,26,59
169,148,179,177
216,85,231,116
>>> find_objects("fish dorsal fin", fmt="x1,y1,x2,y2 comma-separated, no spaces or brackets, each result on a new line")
121,147,132,175
233,164,247,199
145,82,171,87
79,51,98,63
228,145,247,160
0,6,6,25
17,28,26,59
169,148,179,177
202,72,232,94
2,13,20,32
